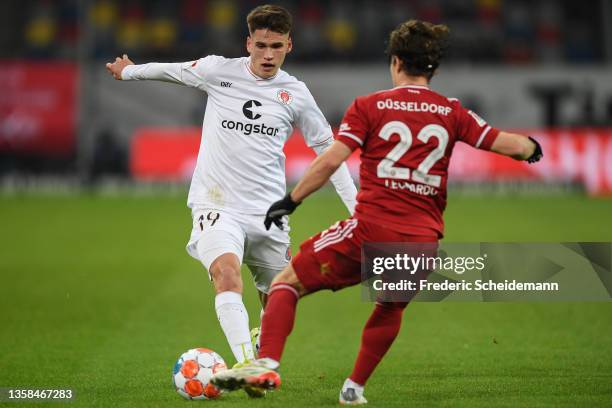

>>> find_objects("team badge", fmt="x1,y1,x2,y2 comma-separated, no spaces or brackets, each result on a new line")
277,89,293,105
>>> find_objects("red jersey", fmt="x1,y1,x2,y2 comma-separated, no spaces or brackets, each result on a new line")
336,85,500,238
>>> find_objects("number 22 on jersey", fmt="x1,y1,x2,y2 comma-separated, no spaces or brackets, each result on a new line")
376,121,448,188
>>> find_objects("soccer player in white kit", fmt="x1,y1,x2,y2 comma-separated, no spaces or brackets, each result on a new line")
105,5,357,367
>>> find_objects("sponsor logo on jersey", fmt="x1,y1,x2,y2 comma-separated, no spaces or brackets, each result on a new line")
277,89,293,105
221,81,232,88
220,99,280,136
376,98,452,116
242,100,262,120
221,120,279,136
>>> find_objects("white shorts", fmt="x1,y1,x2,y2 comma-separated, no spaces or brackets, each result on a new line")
186,207,291,293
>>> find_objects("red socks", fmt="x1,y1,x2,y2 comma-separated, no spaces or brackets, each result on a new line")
258,283,300,362
349,302,408,385
259,285,406,386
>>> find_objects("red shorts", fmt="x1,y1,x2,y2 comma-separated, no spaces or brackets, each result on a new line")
292,218,438,292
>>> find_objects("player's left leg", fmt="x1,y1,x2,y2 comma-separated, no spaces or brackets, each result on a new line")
339,301,408,405
241,211,296,351
341,238,438,405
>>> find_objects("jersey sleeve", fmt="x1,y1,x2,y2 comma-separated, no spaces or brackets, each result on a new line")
121,55,225,93
178,55,225,92
295,86,334,148
337,97,369,151
453,101,500,151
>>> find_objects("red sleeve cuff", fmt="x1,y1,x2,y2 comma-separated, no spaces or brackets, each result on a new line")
336,132,363,151
478,127,500,151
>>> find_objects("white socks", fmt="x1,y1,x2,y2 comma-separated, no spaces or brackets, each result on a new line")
215,291,254,363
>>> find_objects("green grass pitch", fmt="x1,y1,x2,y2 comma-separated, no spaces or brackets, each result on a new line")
1,191,611,407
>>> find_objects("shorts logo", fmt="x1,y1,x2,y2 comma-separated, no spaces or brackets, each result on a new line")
277,89,293,105
320,262,331,275
285,247,292,261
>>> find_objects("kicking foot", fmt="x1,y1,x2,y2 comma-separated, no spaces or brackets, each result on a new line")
233,358,267,398
244,384,267,398
212,358,280,394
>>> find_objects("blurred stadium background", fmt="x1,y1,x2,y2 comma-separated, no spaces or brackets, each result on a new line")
1,0,612,192
1,1,612,406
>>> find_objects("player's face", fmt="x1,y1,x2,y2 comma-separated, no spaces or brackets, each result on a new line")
246,29,292,79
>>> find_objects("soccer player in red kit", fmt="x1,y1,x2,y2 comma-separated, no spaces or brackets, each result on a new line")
212,20,543,404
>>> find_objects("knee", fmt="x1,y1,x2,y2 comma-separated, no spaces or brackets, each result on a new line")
271,264,307,296
210,263,242,293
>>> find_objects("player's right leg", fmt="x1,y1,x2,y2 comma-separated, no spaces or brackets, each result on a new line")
207,253,257,364
210,263,305,393
186,208,255,364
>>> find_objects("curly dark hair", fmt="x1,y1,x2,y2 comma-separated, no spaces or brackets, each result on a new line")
386,20,450,80
247,5,292,35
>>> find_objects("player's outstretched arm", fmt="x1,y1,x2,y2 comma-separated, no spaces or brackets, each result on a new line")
104,54,193,86
490,132,543,163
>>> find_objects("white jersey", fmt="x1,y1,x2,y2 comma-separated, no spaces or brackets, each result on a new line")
123,56,356,214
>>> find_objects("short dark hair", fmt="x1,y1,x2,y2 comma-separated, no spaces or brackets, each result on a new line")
386,20,450,80
247,5,292,35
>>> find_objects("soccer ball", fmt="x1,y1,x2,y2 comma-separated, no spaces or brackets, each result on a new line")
172,348,227,400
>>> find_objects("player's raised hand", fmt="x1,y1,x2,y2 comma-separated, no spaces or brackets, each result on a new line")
526,136,543,163
264,193,301,230
105,54,134,80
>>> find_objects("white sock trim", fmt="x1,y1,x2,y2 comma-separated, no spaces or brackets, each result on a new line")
269,283,299,299
215,290,243,309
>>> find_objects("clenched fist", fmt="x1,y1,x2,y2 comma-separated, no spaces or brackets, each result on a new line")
105,54,134,80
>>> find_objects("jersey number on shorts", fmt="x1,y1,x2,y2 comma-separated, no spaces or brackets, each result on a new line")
376,121,448,188
198,212,220,231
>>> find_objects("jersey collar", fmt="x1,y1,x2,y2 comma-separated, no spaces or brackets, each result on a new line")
244,57,279,82
394,85,430,90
